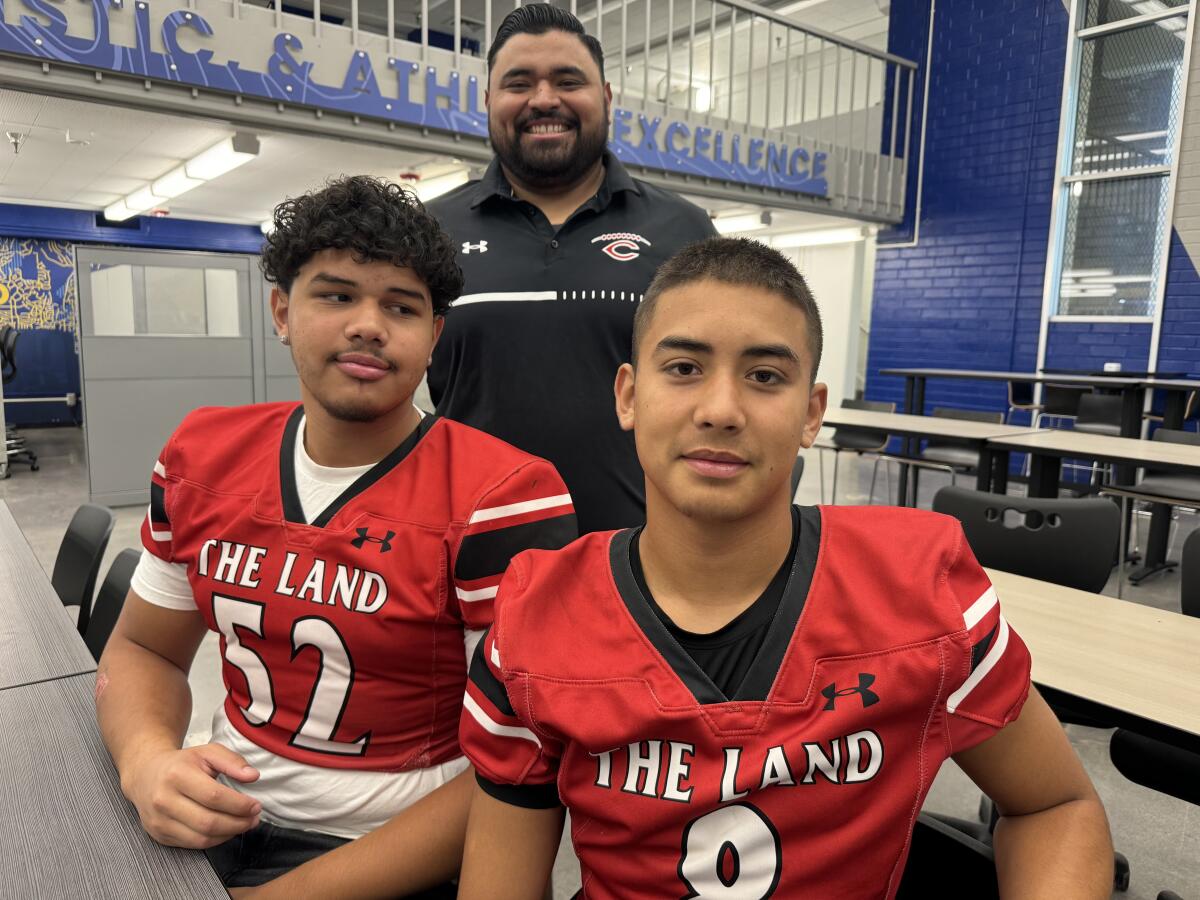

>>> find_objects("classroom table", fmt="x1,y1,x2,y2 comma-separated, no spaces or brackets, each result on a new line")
819,409,1042,501
989,568,1200,754
0,673,228,898
0,500,97,690
986,430,1200,582
881,368,1200,580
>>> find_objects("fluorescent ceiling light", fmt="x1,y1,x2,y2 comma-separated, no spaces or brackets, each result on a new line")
153,164,205,199
185,133,261,181
771,227,865,248
713,213,766,234
101,133,260,223
412,168,469,202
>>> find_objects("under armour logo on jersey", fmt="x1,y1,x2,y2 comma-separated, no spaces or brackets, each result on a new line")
821,673,879,710
591,232,651,261
351,528,395,553
462,241,488,254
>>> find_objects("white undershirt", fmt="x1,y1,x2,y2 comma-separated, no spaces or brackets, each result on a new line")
131,411,481,838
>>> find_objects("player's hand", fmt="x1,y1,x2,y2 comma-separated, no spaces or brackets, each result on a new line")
122,742,262,849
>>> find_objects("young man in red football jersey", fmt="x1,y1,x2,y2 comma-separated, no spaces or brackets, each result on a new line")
95,176,576,897
457,237,1113,898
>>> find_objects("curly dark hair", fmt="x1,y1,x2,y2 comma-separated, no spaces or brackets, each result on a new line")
261,175,463,315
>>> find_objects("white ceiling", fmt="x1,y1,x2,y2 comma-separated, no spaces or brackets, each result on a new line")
0,86,864,234
0,90,454,225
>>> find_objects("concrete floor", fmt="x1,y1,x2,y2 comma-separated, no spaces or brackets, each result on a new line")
5,425,1197,899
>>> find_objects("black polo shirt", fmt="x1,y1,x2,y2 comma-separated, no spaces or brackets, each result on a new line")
427,152,716,534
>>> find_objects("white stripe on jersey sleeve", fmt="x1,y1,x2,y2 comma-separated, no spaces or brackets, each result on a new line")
146,504,172,542
962,586,998,630
153,459,167,478
455,291,558,306
491,642,502,669
456,585,499,603
463,692,542,747
946,615,1011,714
468,493,573,525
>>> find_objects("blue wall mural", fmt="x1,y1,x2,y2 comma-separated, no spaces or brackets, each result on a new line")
0,238,81,426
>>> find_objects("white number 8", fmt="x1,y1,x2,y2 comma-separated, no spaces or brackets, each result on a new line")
679,803,782,898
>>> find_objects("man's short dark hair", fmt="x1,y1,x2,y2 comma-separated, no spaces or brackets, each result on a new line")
261,175,463,316
487,4,605,80
632,237,824,380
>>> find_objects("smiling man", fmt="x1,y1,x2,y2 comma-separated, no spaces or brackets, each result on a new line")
456,238,1113,899
95,176,576,897
427,4,716,535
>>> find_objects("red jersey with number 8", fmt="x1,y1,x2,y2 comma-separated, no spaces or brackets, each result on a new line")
142,402,575,771
461,505,1030,898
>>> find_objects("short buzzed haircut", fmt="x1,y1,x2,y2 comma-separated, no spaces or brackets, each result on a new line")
632,237,824,380
487,4,605,80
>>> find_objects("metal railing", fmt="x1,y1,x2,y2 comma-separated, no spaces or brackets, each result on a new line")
200,0,918,217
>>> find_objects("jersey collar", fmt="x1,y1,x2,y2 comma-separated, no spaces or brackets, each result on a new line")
278,404,439,528
608,505,822,705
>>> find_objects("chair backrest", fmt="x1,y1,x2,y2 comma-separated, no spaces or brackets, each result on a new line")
50,504,116,634
932,486,1119,592
1041,384,1087,417
790,455,804,499
926,407,1004,451
1152,427,1200,449
1183,527,1200,619
0,326,14,382
895,813,997,900
1074,392,1123,430
1007,381,1035,409
1109,728,1200,807
831,397,896,451
84,548,140,662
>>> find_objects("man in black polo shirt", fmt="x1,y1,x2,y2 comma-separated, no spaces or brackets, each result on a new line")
428,3,716,534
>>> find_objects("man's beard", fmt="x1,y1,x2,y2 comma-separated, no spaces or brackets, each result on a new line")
490,107,609,190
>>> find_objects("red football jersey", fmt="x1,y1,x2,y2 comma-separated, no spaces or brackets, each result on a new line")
462,505,1030,899
143,403,575,771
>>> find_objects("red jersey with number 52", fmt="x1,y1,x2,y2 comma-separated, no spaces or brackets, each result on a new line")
142,402,575,771
462,505,1030,898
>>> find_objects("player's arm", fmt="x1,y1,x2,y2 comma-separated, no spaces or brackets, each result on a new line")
459,785,565,899
230,766,477,899
97,589,263,848
953,686,1112,898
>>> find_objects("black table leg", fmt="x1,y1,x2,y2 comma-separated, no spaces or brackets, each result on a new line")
992,450,1010,495
1027,454,1061,498
1127,387,1177,585
909,377,926,505
897,376,915,505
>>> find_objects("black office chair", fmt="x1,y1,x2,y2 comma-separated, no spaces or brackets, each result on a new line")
1,327,39,473
919,407,1004,485
1128,429,1200,571
50,504,116,636
815,398,896,504
1183,527,1200,619
930,485,1129,889
1065,392,1125,485
1144,388,1198,432
895,813,998,900
932,487,1119,592
1033,384,1088,429
789,455,804,500
83,548,139,662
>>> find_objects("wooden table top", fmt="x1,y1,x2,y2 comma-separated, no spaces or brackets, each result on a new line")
988,569,1200,741
0,500,97,690
987,430,1200,470
820,408,1044,442
880,368,1200,391
0,674,227,897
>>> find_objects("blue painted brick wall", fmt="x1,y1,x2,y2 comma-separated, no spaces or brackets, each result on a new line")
1160,229,1200,379
1043,322,1152,373
867,0,1068,416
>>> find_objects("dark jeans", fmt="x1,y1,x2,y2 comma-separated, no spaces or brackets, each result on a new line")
206,821,457,896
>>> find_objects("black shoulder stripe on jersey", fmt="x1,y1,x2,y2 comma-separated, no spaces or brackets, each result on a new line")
735,505,820,702
279,407,439,527
970,624,998,673
609,527,726,706
149,482,170,526
475,772,562,809
454,513,578,582
469,632,516,718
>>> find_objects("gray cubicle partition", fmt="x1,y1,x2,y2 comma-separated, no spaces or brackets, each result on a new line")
76,247,298,507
